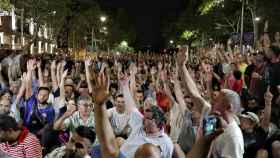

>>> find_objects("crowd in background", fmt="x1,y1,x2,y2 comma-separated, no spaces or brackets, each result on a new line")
0,22,280,158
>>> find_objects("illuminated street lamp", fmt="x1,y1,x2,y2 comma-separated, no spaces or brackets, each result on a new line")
169,40,174,44
255,17,261,22
100,16,106,22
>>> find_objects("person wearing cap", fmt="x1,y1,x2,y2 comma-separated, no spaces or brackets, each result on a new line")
64,78,76,101
239,87,272,158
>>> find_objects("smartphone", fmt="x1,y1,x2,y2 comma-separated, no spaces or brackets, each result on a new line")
203,115,219,136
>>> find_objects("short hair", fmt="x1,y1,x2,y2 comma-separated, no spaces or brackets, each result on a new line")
77,96,92,105
150,106,166,129
38,86,50,93
233,70,242,80
116,94,124,98
1,89,12,96
136,89,144,95
221,89,241,114
75,126,96,144
0,115,18,131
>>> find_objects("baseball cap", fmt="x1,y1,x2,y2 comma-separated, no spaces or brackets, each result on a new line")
240,112,260,124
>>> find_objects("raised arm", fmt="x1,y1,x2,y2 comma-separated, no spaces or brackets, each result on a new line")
119,73,138,113
261,86,272,131
93,72,119,158
56,62,62,85
59,69,68,102
51,60,58,92
7,62,14,85
25,59,36,100
37,60,44,87
177,47,211,113
14,73,26,110
0,64,7,90
159,69,176,104
85,59,93,93
172,67,188,113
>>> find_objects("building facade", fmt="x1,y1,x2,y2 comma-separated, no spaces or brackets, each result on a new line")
0,7,56,54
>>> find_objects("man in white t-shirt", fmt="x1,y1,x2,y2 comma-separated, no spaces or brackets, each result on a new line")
107,94,131,138
211,89,244,158
120,106,173,158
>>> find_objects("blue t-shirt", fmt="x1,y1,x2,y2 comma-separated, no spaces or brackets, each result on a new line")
91,146,126,158
23,95,55,127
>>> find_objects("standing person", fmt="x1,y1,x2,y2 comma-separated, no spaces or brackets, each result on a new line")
0,115,42,158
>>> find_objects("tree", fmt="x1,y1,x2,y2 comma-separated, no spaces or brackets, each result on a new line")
0,0,12,11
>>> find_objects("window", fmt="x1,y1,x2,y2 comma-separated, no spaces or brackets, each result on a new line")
0,32,4,44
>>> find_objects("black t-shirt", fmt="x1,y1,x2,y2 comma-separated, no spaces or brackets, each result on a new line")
244,64,255,87
243,127,268,158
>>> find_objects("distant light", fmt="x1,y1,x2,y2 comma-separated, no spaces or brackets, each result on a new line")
255,17,261,22
52,11,56,15
102,27,107,31
100,16,106,22
116,52,120,55
169,40,174,44
120,41,128,47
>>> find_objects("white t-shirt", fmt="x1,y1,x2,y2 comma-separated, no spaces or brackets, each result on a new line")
169,103,185,143
212,120,244,158
120,111,174,158
107,107,131,136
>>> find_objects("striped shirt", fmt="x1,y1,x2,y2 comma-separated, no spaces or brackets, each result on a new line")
63,111,95,133
107,107,130,136
0,128,42,158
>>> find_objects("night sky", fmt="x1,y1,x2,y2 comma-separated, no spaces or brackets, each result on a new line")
100,0,186,50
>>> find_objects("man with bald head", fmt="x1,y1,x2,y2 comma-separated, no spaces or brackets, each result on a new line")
134,144,161,158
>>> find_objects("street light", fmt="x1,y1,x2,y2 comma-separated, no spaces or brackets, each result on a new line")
100,16,106,22
169,40,174,44
255,17,261,22
102,27,107,31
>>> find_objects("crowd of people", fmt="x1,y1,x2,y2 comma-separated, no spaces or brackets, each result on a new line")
1,22,280,158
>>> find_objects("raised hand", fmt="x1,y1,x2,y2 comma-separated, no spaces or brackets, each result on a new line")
63,103,77,118
118,72,129,87
36,60,41,69
62,69,68,79
158,62,163,71
264,86,273,105
150,66,157,76
51,60,56,70
27,59,37,72
85,58,92,68
92,72,109,105
159,69,168,81
80,73,86,81
129,63,137,75
177,45,189,65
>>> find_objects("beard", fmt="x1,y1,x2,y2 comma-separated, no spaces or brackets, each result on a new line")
0,110,9,115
